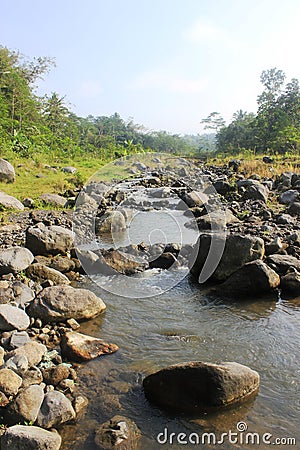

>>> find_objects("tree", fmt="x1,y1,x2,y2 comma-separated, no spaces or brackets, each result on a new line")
200,112,225,132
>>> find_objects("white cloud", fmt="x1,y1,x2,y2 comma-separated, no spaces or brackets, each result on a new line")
183,18,238,50
128,70,207,94
78,80,103,98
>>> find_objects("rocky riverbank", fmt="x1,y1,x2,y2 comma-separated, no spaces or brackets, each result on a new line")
0,155,299,448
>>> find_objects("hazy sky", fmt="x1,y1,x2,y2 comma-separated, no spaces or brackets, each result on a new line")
1,0,300,134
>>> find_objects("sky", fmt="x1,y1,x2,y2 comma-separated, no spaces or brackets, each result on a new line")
1,0,300,134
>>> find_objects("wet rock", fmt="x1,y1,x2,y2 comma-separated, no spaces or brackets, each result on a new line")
7,341,47,367
279,189,299,205
1,425,62,450
0,305,30,331
148,187,170,198
73,394,89,418
281,270,300,295
60,331,118,362
190,234,265,281
143,361,260,413
0,159,15,183
267,254,300,275
42,364,70,386
39,194,67,207
0,368,22,396
36,390,76,429
27,285,106,323
95,210,126,234
218,260,280,297
95,415,141,450
26,264,70,285
25,225,74,256
0,247,34,275
101,249,148,275
10,384,44,423
149,252,178,270
0,192,24,210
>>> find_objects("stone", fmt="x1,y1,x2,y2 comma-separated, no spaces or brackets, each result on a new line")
26,264,70,285
42,364,70,386
281,271,300,295
10,384,44,423
228,159,241,171
0,305,30,331
0,159,15,183
0,346,4,366
0,247,34,275
25,225,74,256
218,260,280,297
49,256,75,273
73,394,88,418
12,282,35,308
190,234,265,281
95,415,141,450
27,285,106,323
7,342,47,368
0,391,9,407
101,249,148,275
39,194,67,207
287,202,300,216
95,210,126,234
21,367,43,388
262,155,273,164
1,425,62,450
265,237,283,255
183,191,209,208
186,209,239,230
241,181,268,203
23,198,35,208
36,390,76,429
267,254,300,275
149,252,178,270
60,331,118,362
5,355,29,374
10,331,31,349
143,361,260,413
0,191,24,210
279,189,299,205
213,179,232,196
62,166,77,174
0,368,22,396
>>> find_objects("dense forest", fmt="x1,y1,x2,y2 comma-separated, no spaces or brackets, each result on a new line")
0,46,299,161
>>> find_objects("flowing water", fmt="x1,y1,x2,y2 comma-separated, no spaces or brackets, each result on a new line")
63,183,300,449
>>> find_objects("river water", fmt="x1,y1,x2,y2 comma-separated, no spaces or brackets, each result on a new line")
62,180,300,449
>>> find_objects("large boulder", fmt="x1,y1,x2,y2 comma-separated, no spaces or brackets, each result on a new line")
0,192,24,210
1,425,61,450
60,331,118,362
0,304,30,331
218,260,280,297
39,194,67,208
27,285,106,323
6,341,47,368
100,249,148,275
36,390,76,429
95,211,126,234
25,224,74,256
266,254,300,275
182,191,208,208
190,234,265,281
0,247,34,275
0,159,15,183
186,209,239,231
143,361,260,413
95,415,141,450
279,189,299,205
281,270,300,295
9,384,44,423
26,264,70,285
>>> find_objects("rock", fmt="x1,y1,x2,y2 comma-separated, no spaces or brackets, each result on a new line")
73,394,88,418
1,425,62,450
0,391,9,407
186,209,239,230
60,332,118,362
5,354,29,374
276,213,295,225
0,247,34,275
0,192,24,210
182,191,208,208
11,282,35,308
62,166,77,174
0,368,22,396
262,155,273,164
266,254,300,275
101,249,148,275
48,256,75,273
287,202,300,216
95,211,126,234
218,260,280,297
281,271,300,295
135,162,147,171
0,159,15,183
39,194,67,207
148,187,171,198
240,180,268,203
149,252,178,269
10,384,44,423
27,285,106,323
143,361,259,413
42,364,70,386
279,189,299,205
7,342,47,368
25,225,74,256
0,305,30,331
213,179,232,196
10,331,31,349
265,237,283,255
95,415,141,450
228,159,241,171
36,390,76,429
26,264,70,285
21,367,43,388
190,234,265,281
0,346,4,366
23,198,35,208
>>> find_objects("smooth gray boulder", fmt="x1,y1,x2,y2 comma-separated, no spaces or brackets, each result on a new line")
0,304,30,331
25,225,74,256
143,361,260,413
0,191,24,210
36,390,76,429
27,285,106,323
0,247,34,275
0,159,15,183
1,425,61,450
279,189,299,205
39,193,66,207
10,384,44,423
